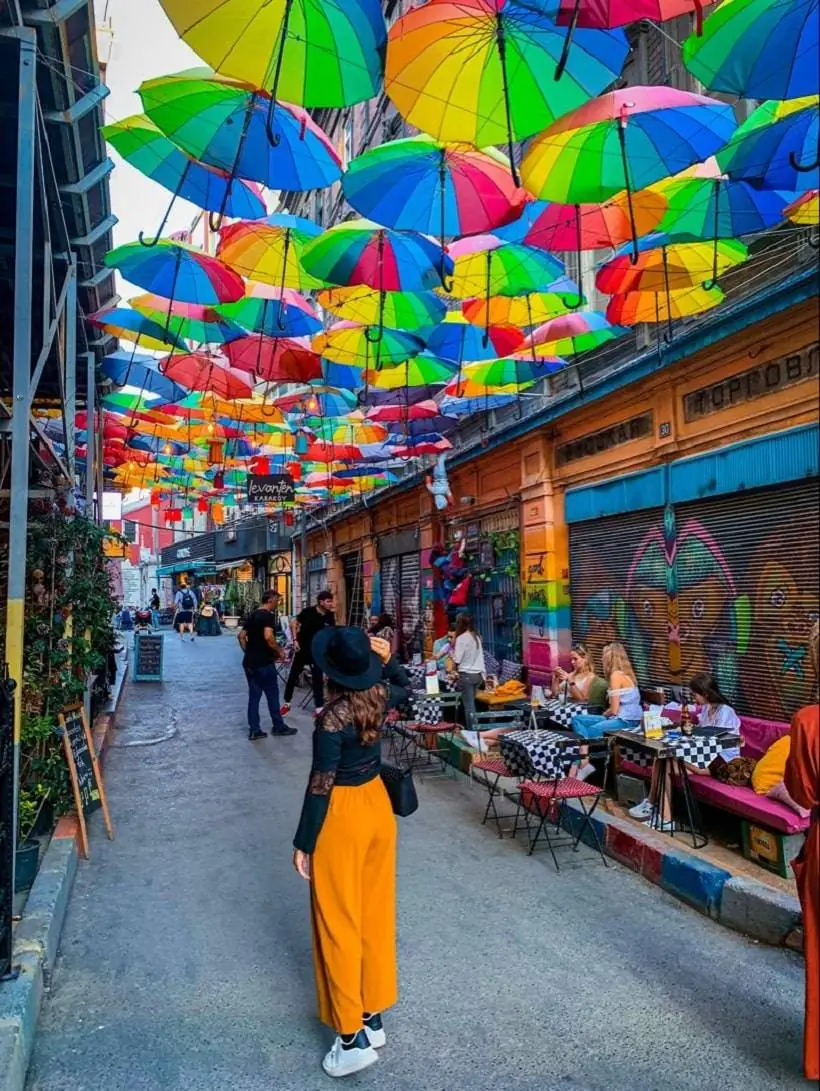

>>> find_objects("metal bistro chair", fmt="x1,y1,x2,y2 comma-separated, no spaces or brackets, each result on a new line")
469,710,527,837
515,760,608,871
404,691,462,775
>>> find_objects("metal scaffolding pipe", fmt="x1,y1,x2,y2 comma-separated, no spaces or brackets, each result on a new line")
85,350,95,519
64,259,77,479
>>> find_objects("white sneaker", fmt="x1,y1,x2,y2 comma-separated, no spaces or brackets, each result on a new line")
363,1014,386,1049
322,1035,378,1078
628,799,654,819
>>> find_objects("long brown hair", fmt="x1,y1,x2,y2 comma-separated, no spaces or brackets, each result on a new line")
601,642,637,685
455,612,481,648
324,680,388,745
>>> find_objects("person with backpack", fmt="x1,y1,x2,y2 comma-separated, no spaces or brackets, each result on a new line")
149,588,161,630
174,583,197,642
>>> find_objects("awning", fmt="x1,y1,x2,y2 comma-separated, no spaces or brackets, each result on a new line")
156,560,218,577
215,559,250,573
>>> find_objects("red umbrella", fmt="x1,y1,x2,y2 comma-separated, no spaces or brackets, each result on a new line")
392,437,452,457
304,441,364,463
159,352,254,399
366,400,441,422
76,411,129,441
223,335,322,382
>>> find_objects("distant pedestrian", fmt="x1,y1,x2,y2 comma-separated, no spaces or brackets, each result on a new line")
174,584,197,642
282,590,336,715
150,588,161,630
292,628,409,1078
368,613,395,650
452,613,486,727
239,590,297,741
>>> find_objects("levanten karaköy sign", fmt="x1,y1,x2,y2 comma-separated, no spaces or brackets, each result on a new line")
247,474,295,504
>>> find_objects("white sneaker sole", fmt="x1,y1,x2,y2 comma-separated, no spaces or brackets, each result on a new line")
365,1026,386,1049
322,1047,379,1078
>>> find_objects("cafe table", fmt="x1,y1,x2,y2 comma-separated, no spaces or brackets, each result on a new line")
535,698,589,731
612,729,741,848
499,728,582,779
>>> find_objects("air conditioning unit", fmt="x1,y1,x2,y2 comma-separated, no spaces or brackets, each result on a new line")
225,526,237,542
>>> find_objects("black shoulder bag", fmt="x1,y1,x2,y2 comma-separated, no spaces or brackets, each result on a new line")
380,762,418,817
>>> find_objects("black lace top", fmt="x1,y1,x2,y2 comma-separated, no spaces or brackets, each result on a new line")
293,657,410,854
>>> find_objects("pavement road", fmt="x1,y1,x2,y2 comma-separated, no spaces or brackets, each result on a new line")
27,634,807,1091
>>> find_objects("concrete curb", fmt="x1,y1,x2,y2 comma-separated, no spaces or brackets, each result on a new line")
0,831,79,1091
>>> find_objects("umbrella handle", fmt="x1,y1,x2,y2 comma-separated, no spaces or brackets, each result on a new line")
807,232,820,250
364,324,384,344
554,0,580,81
789,148,820,172
264,0,293,147
495,16,520,187
265,96,282,148
208,210,225,234
701,183,722,292
138,165,188,248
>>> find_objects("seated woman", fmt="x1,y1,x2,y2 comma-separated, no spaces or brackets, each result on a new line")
629,672,741,829
551,643,596,701
571,642,642,739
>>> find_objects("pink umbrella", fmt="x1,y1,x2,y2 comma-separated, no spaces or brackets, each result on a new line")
366,400,442,422
159,352,254,399
223,335,322,382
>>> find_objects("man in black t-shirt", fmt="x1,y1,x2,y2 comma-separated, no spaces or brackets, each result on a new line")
282,589,335,713
238,590,297,741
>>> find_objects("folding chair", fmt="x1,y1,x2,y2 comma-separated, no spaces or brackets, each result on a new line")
468,710,527,837
515,773,608,871
404,691,462,774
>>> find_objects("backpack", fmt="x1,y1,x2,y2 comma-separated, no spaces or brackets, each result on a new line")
181,590,194,610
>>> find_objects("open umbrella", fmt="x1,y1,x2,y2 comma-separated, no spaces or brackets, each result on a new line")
522,87,737,260
105,240,245,310
139,71,341,223
422,313,523,363
785,189,819,224
522,311,627,358
683,0,819,101
158,0,386,110
87,306,189,353
223,335,322,382
216,215,324,299
447,235,565,299
160,352,255,398
462,284,583,330
716,97,819,191
217,283,321,338
276,386,359,417
130,294,245,344
439,392,518,416
102,114,265,246
606,285,725,326
342,136,529,246
314,322,426,368
360,384,446,408
455,356,564,390
317,286,446,332
366,400,443,423
384,0,628,183
597,235,749,294
100,352,188,404
364,353,459,390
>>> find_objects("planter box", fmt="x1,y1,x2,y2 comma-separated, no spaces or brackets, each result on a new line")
15,839,40,892
223,616,240,630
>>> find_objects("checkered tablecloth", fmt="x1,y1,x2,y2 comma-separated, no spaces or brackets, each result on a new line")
538,699,589,730
410,691,443,726
407,664,426,689
619,732,739,771
499,729,581,779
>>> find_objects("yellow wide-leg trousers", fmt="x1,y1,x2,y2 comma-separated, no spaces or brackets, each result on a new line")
310,777,398,1035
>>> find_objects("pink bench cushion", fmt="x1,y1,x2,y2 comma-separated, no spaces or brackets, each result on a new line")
688,775,809,835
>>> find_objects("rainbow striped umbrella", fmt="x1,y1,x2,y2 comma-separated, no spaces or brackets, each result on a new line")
439,392,518,416
217,283,321,338
462,284,583,330
159,353,255,399
384,0,628,182
129,294,245,344
422,313,523,363
317,286,446,332
495,192,666,253
314,322,426,368
223,336,322,383
365,353,459,390
605,285,725,327
717,97,819,193
216,214,324,292
785,189,819,224
522,311,628,358
596,236,749,294
457,356,564,390
87,306,188,352
446,235,566,300
105,240,245,305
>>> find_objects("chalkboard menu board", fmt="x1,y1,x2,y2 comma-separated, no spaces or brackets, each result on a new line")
58,706,113,859
134,632,164,682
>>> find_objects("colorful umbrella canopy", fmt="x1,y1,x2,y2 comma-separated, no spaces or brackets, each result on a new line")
596,236,749,293
495,191,666,252
102,114,265,241
422,313,523,362
365,353,459,389
361,385,446,408
716,97,819,193
317,286,446,331
130,294,245,344
314,323,426,368
160,352,254,398
456,356,564,390
217,283,321,338
139,71,342,194
321,359,366,391
521,88,737,256
785,189,819,224
683,0,819,101
557,0,706,26
157,0,386,108
384,0,628,181
439,392,517,416
223,335,322,382
100,352,188,403
342,136,529,240
606,285,725,327
462,286,583,329
301,219,453,293
105,240,245,305
276,387,358,416
366,400,442,422
216,214,324,291
87,306,189,352
522,311,627,357
446,235,566,299
175,393,286,425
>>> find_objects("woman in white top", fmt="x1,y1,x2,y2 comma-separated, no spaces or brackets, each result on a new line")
571,642,642,739
452,613,485,726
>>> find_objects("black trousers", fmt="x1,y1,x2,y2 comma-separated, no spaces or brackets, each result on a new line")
284,651,325,707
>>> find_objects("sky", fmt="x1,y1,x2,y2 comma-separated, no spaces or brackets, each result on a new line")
95,0,206,291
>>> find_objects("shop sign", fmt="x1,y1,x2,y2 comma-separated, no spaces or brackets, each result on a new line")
268,553,292,575
236,561,254,583
683,342,819,421
247,474,295,504
102,536,127,559
556,412,653,466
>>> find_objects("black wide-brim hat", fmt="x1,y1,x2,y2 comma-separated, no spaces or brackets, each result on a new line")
312,626,383,691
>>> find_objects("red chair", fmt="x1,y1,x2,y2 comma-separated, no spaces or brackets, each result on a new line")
516,776,608,871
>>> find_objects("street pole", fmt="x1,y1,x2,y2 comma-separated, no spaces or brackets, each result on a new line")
85,351,95,519
64,259,77,483
5,30,37,898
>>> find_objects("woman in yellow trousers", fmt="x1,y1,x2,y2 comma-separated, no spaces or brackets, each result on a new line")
293,627,410,1078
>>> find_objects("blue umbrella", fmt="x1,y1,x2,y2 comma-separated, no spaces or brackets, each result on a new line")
321,360,365,390
438,393,518,416
100,351,188,402
717,97,819,193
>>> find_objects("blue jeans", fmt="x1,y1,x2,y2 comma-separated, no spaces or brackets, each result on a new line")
571,714,641,739
245,664,287,734
151,609,160,629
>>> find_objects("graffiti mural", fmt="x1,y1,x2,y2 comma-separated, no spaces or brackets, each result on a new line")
569,482,819,721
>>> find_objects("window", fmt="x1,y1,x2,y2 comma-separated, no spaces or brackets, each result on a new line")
123,520,137,543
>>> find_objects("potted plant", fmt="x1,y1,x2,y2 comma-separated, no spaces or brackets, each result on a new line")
223,581,241,629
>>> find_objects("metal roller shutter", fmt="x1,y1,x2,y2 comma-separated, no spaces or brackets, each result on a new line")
398,553,422,657
673,480,819,721
342,552,365,629
569,507,667,685
308,569,326,604
380,557,400,626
